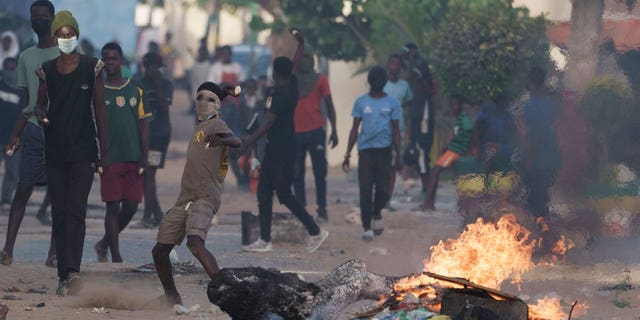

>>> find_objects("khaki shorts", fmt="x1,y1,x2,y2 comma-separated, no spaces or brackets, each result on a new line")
156,200,217,245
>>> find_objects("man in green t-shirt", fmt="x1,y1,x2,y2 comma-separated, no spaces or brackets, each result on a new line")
1,0,58,268
421,94,474,210
94,42,150,263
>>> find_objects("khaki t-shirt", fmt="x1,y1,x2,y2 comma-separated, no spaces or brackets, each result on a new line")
176,117,232,209
17,46,60,125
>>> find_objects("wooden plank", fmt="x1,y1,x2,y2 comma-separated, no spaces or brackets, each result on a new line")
423,272,521,301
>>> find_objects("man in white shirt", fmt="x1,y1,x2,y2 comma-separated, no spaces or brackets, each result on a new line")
208,45,242,86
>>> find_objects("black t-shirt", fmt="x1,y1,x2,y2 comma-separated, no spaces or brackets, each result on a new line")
0,81,22,145
41,54,101,163
141,76,173,149
265,76,298,159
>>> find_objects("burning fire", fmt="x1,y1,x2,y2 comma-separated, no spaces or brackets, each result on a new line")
395,214,535,293
529,296,567,320
426,214,536,288
392,214,582,320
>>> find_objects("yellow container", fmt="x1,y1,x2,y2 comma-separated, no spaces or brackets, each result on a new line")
456,174,485,197
487,171,519,195
456,171,520,197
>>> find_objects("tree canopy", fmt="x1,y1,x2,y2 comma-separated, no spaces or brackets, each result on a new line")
429,1,549,103
222,0,549,103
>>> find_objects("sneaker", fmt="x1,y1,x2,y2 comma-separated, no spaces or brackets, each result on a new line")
0,250,12,266
36,212,52,226
384,205,397,212
56,273,83,297
316,207,328,223
242,239,273,252
305,229,329,254
56,280,69,297
362,230,374,241
67,273,83,295
373,219,384,236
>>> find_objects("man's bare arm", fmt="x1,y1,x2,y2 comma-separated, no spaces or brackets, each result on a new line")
210,132,242,148
243,111,278,150
342,117,361,172
138,118,150,166
290,28,305,71
93,72,109,164
324,95,339,148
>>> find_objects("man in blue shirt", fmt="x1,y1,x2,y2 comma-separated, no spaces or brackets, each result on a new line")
343,66,402,241
519,67,560,218
476,98,517,173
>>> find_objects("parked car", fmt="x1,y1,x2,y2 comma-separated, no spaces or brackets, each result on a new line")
231,44,271,81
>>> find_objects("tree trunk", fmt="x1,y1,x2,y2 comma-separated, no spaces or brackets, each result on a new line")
565,0,604,93
555,0,604,191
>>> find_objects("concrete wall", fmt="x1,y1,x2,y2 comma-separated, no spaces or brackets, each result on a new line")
514,0,572,21
326,61,369,167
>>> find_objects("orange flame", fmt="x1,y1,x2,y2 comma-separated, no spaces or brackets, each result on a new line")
536,217,550,233
552,235,575,256
539,235,576,265
395,214,536,293
529,296,567,320
391,214,584,320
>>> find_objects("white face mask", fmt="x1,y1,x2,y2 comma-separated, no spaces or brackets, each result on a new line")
196,90,222,121
58,36,78,54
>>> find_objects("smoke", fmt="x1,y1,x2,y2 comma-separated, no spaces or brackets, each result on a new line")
67,278,168,311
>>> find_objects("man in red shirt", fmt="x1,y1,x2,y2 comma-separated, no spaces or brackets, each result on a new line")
293,45,338,223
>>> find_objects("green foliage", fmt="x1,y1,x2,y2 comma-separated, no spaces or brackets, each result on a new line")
248,15,286,34
579,77,635,135
229,0,451,62
355,0,448,62
221,0,550,102
429,1,548,104
279,0,372,61
612,275,634,291
613,299,631,308
619,0,638,11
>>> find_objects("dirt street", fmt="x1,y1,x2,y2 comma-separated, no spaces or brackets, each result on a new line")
0,89,639,320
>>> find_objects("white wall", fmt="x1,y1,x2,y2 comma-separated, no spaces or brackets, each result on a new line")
514,0,572,21
327,61,369,167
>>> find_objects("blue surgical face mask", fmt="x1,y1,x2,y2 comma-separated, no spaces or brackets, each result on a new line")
58,36,78,54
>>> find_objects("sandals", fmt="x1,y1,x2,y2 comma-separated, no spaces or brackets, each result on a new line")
94,242,108,263
0,251,56,267
0,250,12,266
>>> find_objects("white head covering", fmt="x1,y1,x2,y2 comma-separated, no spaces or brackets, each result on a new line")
0,31,19,70
196,89,223,121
